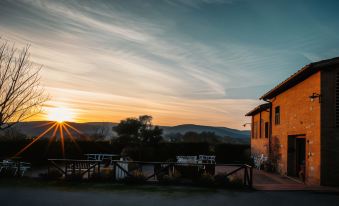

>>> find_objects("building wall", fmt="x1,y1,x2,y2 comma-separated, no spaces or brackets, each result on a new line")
269,71,321,185
251,110,270,157
321,67,339,186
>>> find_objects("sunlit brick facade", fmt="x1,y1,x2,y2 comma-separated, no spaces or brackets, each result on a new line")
246,57,339,186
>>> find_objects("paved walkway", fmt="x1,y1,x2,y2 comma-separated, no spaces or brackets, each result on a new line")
253,169,339,192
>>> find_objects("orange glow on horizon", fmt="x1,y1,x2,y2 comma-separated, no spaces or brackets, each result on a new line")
46,107,75,123
14,121,86,158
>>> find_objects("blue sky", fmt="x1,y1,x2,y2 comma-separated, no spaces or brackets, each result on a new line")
0,0,338,129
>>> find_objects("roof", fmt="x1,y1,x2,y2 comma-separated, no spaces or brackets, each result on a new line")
260,56,339,100
245,103,270,116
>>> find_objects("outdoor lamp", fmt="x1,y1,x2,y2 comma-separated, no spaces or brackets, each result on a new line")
243,123,251,127
309,93,321,103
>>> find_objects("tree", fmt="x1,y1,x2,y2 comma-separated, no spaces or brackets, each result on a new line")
0,39,48,130
90,123,109,141
114,115,163,144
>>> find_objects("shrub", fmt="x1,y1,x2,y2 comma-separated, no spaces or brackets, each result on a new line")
121,170,146,184
65,174,83,181
196,172,215,187
40,169,63,180
262,160,276,173
228,177,244,189
214,173,230,187
159,173,182,185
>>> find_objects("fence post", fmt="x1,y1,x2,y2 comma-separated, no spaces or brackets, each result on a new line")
112,161,116,181
243,166,248,186
47,162,50,176
98,162,101,174
17,161,21,177
249,166,253,188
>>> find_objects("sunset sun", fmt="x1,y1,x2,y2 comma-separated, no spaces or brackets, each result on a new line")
47,107,74,123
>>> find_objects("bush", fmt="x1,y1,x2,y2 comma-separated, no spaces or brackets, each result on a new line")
262,160,276,173
196,172,215,187
228,177,244,189
65,174,83,181
214,173,230,187
158,173,182,185
121,170,146,184
90,169,115,181
39,169,63,180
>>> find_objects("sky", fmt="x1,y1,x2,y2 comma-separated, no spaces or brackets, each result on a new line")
0,0,339,129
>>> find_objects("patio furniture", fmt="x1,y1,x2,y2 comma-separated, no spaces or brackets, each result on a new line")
252,154,268,170
85,153,120,167
198,155,216,164
48,159,101,178
0,160,31,177
175,155,216,178
176,156,198,164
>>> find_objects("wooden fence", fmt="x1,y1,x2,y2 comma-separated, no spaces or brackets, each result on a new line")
47,159,253,188
111,160,253,188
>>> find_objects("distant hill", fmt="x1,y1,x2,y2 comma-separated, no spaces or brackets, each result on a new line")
161,124,250,139
12,121,116,140
9,121,250,143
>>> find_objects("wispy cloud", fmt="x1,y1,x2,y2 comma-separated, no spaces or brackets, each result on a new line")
1,0,338,128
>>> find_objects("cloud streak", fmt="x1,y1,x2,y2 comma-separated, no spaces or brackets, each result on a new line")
1,0,338,128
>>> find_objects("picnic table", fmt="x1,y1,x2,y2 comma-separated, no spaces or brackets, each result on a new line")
0,159,31,177
84,153,121,168
48,159,101,178
175,155,216,177
84,153,120,161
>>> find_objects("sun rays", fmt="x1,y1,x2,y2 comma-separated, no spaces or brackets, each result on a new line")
46,107,75,123
15,121,84,158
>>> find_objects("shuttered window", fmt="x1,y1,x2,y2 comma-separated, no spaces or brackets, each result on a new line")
265,122,269,138
253,122,258,139
275,106,280,125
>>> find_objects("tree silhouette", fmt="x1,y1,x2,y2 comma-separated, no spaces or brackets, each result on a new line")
114,115,163,144
0,39,48,130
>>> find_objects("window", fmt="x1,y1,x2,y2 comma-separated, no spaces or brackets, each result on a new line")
253,122,258,139
264,122,269,138
260,119,264,138
275,106,280,125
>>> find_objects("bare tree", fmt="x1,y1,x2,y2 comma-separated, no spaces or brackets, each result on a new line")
0,39,48,130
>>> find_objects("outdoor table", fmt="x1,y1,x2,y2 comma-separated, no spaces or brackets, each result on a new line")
48,159,101,178
0,159,31,177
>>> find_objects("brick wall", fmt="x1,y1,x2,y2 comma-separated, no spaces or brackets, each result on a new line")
270,71,321,185
251,109,270,157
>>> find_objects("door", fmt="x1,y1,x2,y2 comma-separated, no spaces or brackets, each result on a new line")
287,136,296,176
287,135,306,179
296,138,306,181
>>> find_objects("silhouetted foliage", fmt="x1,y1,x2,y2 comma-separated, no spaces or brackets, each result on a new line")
0,39,48,130
0,127,27,141
113,115,163,145
0,140,250,165
180,131,221,144
166,131,249,145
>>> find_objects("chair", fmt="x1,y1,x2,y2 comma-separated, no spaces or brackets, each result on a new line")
252,154,267,170
12,162,31,177
176,156,197,164
198,155,216,164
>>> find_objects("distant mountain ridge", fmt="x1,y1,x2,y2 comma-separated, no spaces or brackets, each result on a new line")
10,121,250,142
161,124,250,139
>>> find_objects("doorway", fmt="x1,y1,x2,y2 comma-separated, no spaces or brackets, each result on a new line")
287,135,306,181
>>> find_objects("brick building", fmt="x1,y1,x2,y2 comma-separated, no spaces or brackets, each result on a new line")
246,57,339,186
